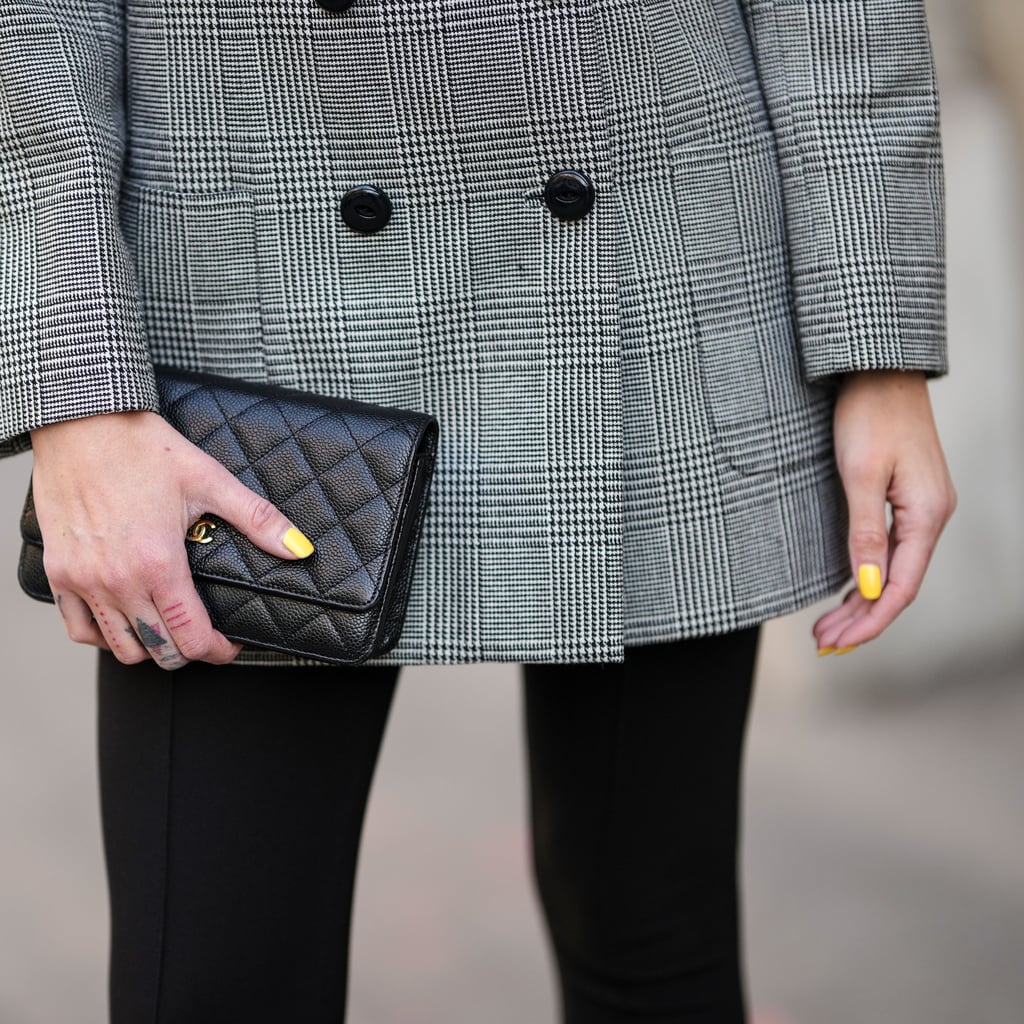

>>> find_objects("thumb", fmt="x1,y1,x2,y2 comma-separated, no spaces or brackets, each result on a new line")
844,476,888,602
201,471,315,561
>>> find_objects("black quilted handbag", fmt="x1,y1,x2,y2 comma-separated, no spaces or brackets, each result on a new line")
18,366,439,665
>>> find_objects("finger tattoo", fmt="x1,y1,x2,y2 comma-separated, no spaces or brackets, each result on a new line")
135,617,186,669
134,618,166,648
162,601,193,630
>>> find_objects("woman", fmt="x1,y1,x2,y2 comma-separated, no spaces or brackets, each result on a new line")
1,1,955,1021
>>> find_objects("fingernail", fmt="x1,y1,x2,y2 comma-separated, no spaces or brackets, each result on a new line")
817,646,836,657
835,645,858,656
283,527,315,559
857,564,883,601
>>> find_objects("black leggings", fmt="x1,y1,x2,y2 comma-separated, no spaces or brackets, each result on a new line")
97,627,759,1024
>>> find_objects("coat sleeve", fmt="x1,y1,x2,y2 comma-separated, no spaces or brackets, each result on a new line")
741,0,948,382
0,1,158,457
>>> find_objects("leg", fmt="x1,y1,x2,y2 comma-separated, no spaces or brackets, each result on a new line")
97,652,399,1024
523,628,760,1024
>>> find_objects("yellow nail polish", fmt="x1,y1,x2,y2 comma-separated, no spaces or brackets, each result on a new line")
835,645,858,655
817,646,836,657
857,564,883,601
283,527,315,559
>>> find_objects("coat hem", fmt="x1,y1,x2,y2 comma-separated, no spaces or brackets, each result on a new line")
218,564,850,669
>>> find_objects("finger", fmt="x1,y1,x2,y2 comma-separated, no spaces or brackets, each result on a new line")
829,532,935,650
54,590,111,652
196,468,315,562
129,610,189,671
842,465,890,605
814,527,886,660
84,598,151,665
814,525,900,652
151,580,242,665
812,586,856,639
813,588,864,652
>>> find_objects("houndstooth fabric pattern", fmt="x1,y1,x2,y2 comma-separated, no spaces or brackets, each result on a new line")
0,0,946,665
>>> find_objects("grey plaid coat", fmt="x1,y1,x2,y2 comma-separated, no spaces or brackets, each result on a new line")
0,0,946,665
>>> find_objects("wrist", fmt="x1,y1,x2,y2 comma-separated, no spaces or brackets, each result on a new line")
30,410,160,460
837,369,927,395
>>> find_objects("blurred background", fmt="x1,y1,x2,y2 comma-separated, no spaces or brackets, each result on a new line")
2,3,1023,1021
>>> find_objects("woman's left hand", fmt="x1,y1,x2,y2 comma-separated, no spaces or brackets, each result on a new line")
813,370,957,655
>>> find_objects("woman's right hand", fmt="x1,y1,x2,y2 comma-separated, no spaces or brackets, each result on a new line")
29,410,314,671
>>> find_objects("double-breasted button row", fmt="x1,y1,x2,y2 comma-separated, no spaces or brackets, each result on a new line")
316,0,593,219
339,169,595,235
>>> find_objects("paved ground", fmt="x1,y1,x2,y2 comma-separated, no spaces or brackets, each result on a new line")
3,504,1023,1024
2,8,1023,1022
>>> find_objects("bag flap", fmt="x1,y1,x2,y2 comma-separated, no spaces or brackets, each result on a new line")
157,368,438,614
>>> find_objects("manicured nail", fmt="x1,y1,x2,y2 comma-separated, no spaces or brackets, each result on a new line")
835,645,858,655
817,646,836,657
283,527,315,559
857,564,883,601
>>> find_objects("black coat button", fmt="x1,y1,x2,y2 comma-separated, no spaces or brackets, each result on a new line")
340,184,393,234
317,0,355,12
543,169,595,221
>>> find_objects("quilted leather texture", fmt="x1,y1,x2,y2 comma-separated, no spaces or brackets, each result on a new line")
20,367,438,665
